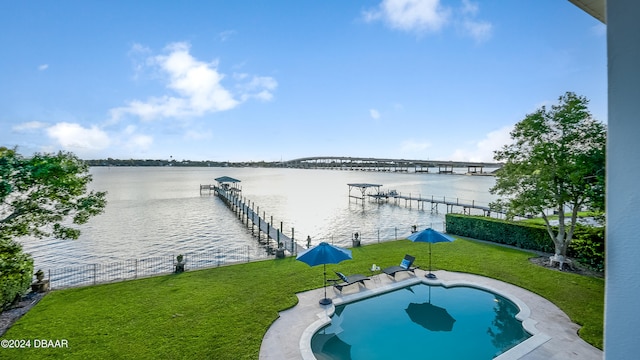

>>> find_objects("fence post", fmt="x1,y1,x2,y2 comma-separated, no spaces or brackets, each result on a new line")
93,263,97,285
291,227,295,254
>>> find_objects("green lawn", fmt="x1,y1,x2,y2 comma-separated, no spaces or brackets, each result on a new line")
518,211,604,226
1,238,604,359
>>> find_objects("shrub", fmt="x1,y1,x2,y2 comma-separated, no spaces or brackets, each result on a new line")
446,214,605,271
445,213,554,252
568,226,605,271
0,237,34,309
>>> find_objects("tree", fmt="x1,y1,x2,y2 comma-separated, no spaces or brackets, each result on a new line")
0,235,33,308
489,92,606,258
1,147,107,240
1,147,107,307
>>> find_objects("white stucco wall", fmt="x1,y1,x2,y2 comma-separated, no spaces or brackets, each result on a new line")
605,0,640,358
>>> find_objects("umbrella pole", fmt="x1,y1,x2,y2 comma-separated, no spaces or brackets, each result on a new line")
426,242,436,279
320,263,332,305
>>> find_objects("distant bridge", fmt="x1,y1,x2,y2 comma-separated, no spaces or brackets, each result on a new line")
282,156,502,175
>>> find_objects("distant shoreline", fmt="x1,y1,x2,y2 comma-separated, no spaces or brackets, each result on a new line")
85,160,498,176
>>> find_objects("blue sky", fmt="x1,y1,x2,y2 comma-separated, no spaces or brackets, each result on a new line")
1,1,606,162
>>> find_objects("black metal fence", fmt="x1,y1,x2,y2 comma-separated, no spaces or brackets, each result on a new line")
46,246,271,290
42,222,446,290
313,222,446,247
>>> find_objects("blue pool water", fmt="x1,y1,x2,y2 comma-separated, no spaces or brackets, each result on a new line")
311,284,530,360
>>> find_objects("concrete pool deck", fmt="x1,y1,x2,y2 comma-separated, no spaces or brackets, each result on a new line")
259,269,602,360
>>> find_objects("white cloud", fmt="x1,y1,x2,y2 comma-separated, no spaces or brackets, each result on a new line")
128,43,153,80
363,0,450,34
13,121,48,132
38,64,49,71
461,0,478,16
364,0,492,42
46,122,111,150
184,129,213,140
369,109,381,119
123,124,137,135
236,74,278,102
458,0,492,43
110,42,277,122
462,19,492,43
218,30,236,42
450,125,513,162
115,125,153,153
156,42,237,112
127,134,153,151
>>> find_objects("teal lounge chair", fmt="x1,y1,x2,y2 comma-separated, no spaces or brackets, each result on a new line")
329,271,370,292
382,254,418,278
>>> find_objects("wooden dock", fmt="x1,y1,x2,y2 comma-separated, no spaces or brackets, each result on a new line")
364,188,496,216
204,180,305,255
395,193,492,215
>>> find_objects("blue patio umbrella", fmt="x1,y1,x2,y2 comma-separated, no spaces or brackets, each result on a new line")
297,242,353,305
407,228,455,279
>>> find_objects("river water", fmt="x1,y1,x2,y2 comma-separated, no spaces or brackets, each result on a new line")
19,167,498,270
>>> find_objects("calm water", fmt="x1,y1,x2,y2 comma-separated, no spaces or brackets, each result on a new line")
312,284,530,360
19,167,497,270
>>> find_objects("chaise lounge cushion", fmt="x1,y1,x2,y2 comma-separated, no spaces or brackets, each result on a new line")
383,254,418,278
330,272,370,292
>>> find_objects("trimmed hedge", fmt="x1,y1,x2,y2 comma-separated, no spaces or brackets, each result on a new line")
0,238,34,309
445,213,554,252
445,213,605,271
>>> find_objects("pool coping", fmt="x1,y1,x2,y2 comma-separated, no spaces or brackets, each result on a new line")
259,269,603,360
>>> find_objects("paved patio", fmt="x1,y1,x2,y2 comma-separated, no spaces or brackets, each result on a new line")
259,269,602,360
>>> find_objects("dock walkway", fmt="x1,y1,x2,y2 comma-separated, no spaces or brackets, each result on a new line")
360,186,496,216
387,193,492,215
212,185,305,255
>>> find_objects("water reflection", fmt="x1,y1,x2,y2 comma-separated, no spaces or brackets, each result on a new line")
311,332,352,360
487,296,531,354
405,301,456,332
405,285,456,332
312,305,352,360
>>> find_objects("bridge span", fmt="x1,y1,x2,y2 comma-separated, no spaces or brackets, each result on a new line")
283,156,502,175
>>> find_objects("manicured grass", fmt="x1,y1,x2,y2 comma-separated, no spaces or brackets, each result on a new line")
2,238,603,359
518,211,603,225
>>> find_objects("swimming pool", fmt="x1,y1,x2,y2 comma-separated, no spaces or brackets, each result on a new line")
310,283,531,360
